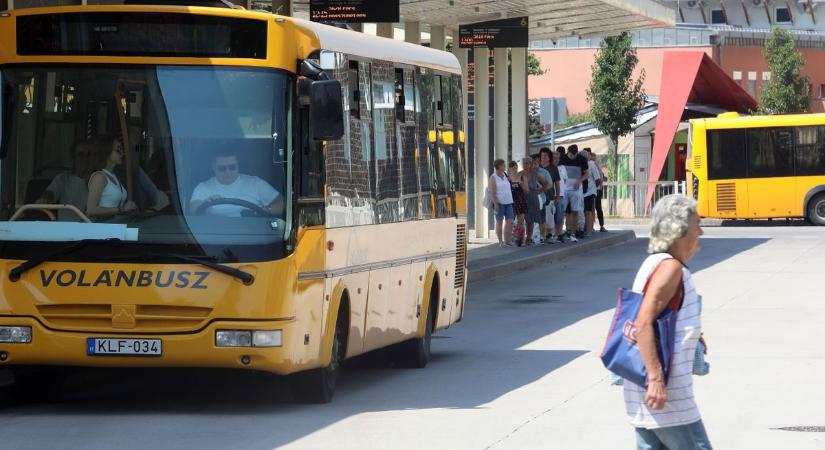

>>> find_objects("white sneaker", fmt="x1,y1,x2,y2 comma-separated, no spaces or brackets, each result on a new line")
568,235,579,243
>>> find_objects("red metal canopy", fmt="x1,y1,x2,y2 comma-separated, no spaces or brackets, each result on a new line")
645,51,757,210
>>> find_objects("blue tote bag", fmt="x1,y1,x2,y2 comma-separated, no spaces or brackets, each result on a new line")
600,270,683,387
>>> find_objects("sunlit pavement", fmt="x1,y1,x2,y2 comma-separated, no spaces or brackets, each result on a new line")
2,225,825,449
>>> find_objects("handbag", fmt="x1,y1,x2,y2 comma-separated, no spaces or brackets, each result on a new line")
482,187,494,209
693,337,710,376
600,263,684,387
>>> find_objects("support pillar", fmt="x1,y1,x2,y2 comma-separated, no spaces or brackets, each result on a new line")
511,48,528,163
377,23,394,39
431,25,446,50
271,0,291,15
473,48,490,239
494,47,509,164
404,21,420,44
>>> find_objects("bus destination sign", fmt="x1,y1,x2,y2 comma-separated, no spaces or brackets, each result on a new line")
459,17,529,48
310,0,399,23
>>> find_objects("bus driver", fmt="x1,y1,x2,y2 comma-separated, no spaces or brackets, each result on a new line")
189,150,284,217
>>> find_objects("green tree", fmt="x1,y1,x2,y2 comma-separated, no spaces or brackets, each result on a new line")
759,28,810,114
528,52,544,76
586,32,646,183
556,111,594,130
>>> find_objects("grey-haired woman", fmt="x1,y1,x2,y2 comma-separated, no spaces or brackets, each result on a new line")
625,194,712,449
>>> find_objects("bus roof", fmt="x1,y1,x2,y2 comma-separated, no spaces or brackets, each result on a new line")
292,18,461,75
2,5,460,74
692,113,825,129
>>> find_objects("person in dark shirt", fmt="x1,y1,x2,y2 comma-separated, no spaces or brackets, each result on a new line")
539,147,562,243
559,144,589,241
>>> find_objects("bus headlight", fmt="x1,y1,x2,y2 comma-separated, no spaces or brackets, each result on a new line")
0,326,32,343
216,330,282,348
252,330,282,347
216,330,252,347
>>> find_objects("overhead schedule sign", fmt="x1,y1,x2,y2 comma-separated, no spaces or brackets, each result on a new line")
310,0,399,23
459,17,529,48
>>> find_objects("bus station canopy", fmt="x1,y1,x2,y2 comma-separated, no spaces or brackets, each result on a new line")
291,0,676,40
645,51,758,210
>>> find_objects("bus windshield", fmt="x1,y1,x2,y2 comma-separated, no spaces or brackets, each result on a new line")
0,65,292,261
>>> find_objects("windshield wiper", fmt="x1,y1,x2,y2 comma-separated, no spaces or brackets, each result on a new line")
9,238,125,282
138,253,254,285
8,241,254,285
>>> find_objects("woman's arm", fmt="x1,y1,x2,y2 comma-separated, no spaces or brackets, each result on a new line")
538,174,551,192
488,175,499,209
635,258,683,410
86,173,120,217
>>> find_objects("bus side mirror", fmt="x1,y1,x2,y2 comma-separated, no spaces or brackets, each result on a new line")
310,79,344,141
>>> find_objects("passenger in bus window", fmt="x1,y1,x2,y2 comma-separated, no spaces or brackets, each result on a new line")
86,139,137,218
189,150,284,217
36,141,95,220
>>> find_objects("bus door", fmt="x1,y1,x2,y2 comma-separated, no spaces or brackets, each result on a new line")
746,128,795,218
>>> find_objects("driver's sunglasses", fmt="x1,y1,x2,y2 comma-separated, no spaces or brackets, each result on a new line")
216,164,238,172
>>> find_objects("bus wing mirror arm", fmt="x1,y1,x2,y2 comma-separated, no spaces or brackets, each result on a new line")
310,79,344,141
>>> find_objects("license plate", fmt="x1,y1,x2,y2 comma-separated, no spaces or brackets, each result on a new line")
87,338,162,356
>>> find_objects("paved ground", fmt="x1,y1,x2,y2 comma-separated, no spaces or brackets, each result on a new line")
2,225,825,449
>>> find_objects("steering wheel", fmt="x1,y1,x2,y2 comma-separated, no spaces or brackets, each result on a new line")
193,197,273,217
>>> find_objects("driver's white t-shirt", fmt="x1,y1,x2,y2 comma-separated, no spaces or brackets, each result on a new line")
191,174,279,217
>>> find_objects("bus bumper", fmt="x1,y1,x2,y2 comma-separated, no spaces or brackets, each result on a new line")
0,316,314,375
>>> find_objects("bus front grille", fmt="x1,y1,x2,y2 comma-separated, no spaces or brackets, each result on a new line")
36,303,212,331
454,224,467,289
716,183,737,213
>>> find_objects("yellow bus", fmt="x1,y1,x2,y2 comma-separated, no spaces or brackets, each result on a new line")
688,112,825,224
0,4,467,403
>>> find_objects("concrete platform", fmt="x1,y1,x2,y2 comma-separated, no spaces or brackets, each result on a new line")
467,229,636,283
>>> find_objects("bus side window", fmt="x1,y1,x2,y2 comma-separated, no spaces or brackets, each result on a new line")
348,61,360,119
795,126,825,176
747,127,794,178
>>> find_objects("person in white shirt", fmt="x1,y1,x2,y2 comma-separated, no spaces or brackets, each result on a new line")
190,151,284,217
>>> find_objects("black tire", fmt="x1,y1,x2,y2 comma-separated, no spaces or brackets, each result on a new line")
11,367,67,403
395,294,435,369
290,308,347,403
807,193,825,226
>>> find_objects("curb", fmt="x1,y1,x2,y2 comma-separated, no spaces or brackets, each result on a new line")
466,230,637,283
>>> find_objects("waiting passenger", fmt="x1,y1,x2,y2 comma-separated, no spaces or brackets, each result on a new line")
36,142,95,220
189,150,283,217
86,139,137,218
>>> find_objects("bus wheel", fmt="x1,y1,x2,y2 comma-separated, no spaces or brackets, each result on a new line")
290,308,347,404
807,193,825,226
11,367,67,403
395,297,434,369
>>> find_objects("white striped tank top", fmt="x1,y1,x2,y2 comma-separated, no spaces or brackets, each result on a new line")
623,253,703,429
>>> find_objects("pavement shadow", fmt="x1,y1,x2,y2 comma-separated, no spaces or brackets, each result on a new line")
0,236,769,450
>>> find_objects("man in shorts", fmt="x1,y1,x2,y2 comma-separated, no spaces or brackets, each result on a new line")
559,144,589,242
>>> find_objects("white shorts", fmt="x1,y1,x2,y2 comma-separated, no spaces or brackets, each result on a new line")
565,189,584,213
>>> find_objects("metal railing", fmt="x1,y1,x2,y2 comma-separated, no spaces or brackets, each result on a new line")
601,181,687,218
